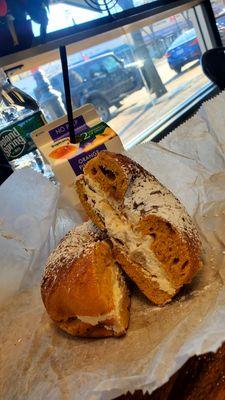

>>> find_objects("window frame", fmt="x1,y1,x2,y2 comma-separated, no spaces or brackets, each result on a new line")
0,0,211,72
3,0,222,146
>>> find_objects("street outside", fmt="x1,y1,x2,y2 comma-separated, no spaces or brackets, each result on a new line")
107,58,209,149
12,54,209,151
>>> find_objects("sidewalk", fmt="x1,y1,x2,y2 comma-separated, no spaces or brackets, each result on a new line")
108,61,208,148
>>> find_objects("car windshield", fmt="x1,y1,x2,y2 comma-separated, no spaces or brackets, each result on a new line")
168,28,196,50
101,56,121,73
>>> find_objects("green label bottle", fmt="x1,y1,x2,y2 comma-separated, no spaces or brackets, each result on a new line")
0,68,46,170
0,111,45,162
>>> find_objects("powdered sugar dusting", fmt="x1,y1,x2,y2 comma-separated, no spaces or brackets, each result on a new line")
85,152,199,244
42,221,105,290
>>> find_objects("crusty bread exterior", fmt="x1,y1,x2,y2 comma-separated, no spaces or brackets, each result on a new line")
41,221,130,337
83,150,130,201
76,151,202,305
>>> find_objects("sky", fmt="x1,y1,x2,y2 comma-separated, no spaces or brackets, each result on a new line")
31,1,150,37
32,3,106,37
28,1,225,38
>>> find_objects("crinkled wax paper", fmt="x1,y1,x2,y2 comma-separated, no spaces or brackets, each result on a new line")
2,92,225,400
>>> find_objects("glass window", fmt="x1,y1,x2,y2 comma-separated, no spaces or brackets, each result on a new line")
102,56,122,73
211,0,225,44
89,62,106,78
0,0,158,57
11,7,209,149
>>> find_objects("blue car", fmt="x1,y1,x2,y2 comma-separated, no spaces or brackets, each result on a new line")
165,29,201,73
216,12,225,43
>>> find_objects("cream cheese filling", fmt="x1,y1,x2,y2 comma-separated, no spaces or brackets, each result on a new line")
77,266,124,333
83,176,175,296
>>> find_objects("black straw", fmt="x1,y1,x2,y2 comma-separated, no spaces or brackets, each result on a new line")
59,45,75,144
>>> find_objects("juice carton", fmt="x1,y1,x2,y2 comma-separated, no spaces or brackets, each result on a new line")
32,104,124,208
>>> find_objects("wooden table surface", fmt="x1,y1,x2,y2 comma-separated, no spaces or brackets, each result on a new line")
116,341,225,400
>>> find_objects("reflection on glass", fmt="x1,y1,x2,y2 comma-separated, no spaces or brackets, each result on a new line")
31,2,104,37
211,0,225,44
12,9,209,148
0,0,157,56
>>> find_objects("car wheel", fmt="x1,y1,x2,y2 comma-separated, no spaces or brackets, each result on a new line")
91,98,110,122
174,65,182,74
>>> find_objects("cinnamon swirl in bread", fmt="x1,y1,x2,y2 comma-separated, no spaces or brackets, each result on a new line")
41,221,130,337
76,151,201,305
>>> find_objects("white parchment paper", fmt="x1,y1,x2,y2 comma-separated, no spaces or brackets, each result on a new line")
2,92,225,400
